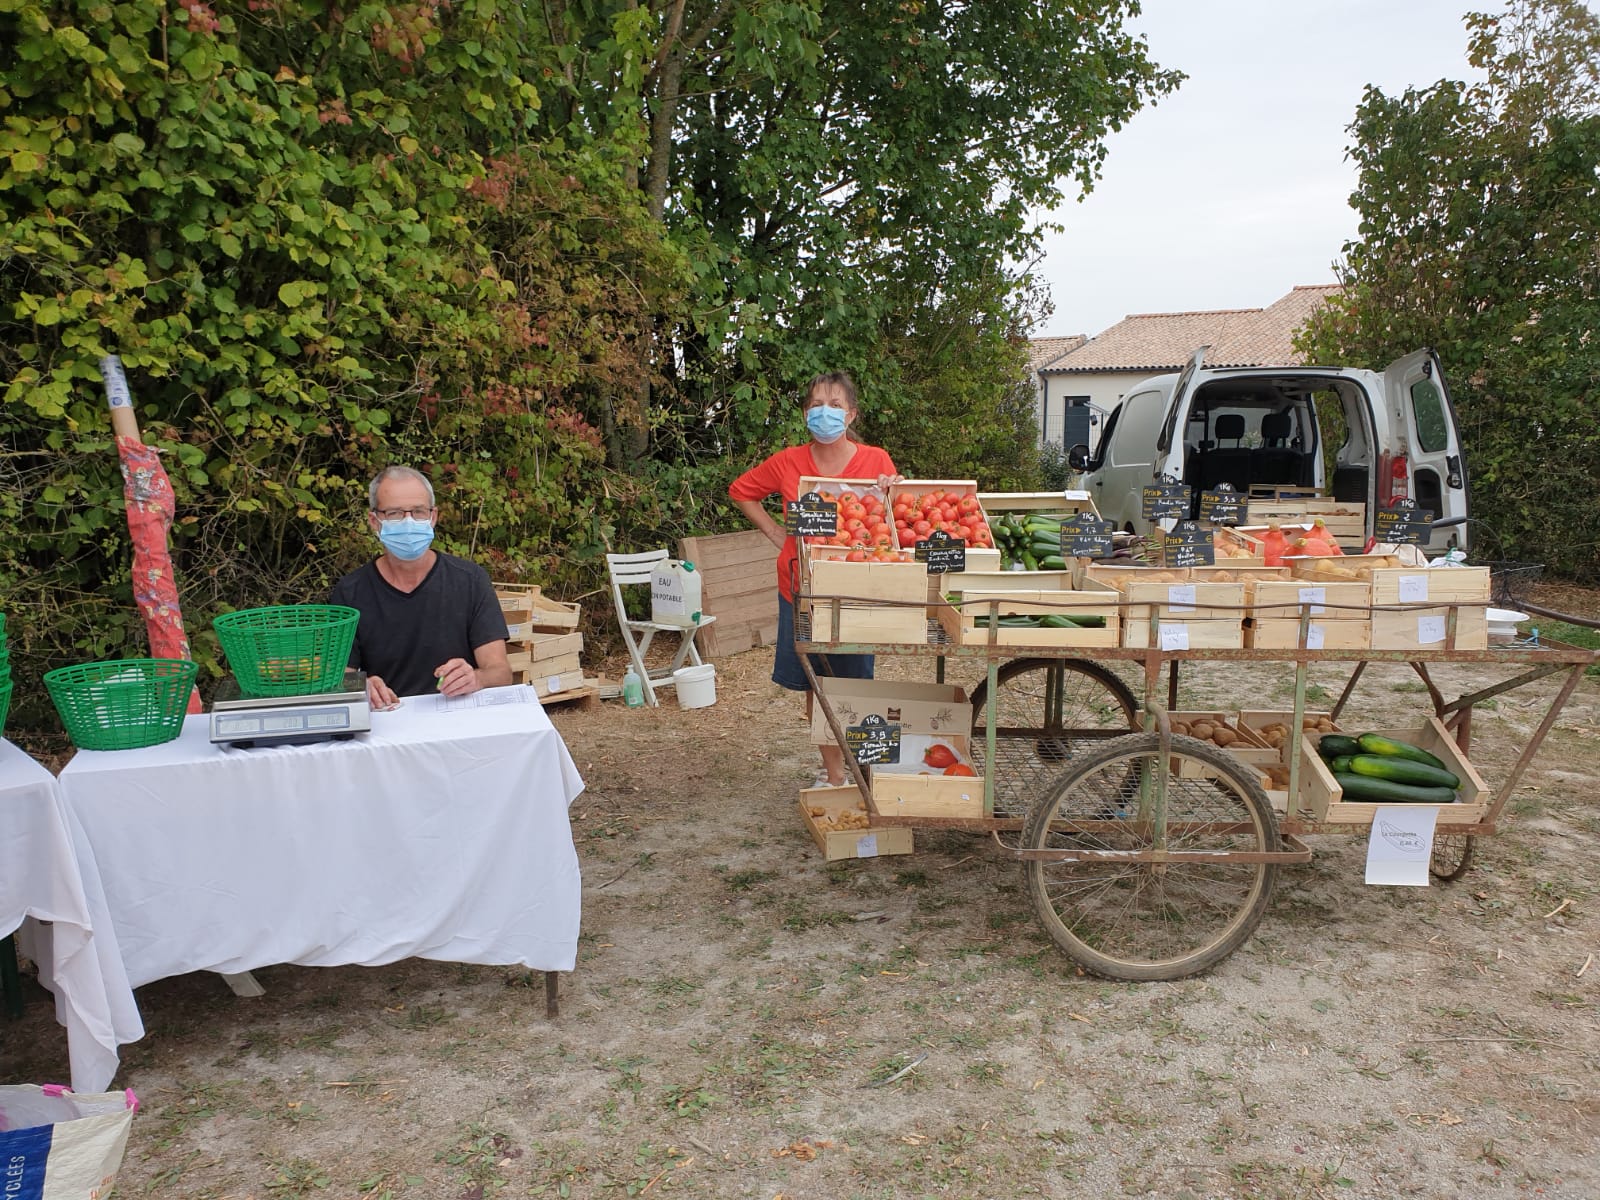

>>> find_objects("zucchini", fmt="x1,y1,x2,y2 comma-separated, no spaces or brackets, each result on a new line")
1317,734,1362,760
1356,733,1448,772
1329,755,1354,773
1332,773,1458,805
1347,754,1460,789
1040,614,1107,629
1037,555,1069,571
1021,550,1039,571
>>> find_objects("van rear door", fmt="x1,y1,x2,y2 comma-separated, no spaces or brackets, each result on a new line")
1381,351,1469,550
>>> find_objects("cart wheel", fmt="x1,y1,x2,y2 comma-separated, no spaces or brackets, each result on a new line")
1021,732,1279,982
969,658,1139,819
1428,833,1475,881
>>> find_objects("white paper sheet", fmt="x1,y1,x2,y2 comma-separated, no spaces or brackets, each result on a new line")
1365,805,1440,886
1159,623,1190,651
1167,584,1197,614
1305,623,1326,650
1397,574,1430,603
1416,615,1447,644
1297,586,1327,616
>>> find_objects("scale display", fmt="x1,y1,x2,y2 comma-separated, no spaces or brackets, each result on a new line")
209,670,371,746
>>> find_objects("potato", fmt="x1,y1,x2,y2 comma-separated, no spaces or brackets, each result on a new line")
1302,718,1319,730
808,805,827,817
1191,721,1215,739
1171,721,1190,736
1316,717,1335,732
1212,727,1238,747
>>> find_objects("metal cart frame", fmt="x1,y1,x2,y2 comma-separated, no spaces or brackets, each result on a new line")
797,591,1597,981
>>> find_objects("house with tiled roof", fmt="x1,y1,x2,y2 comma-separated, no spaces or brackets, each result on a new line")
1031,284,1339,449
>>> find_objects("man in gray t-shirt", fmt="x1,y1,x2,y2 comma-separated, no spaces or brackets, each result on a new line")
330,466,512,708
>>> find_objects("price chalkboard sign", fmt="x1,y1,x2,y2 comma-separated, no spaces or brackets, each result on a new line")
1198,489,1246,525
913,529,966,574
1141,481,1189,520
845,713,901,766
1163,520,1216,568
785,491,838,538
1374,503,1434,546
1059,513,1114,558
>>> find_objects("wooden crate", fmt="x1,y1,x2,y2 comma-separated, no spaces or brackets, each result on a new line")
870,732,983,818
888,479,990,554
1082,576,1246,650
798,787,915,860
509,649,581,676
1369,567,1490,607
1237,710,1342,747
1166,711,1267,779
1244,496,1366,547
1250,579,1371,621
677,530,780,659
939,588,1121,648
525,630,582,660
1213,525,1265,564
809,678,971,744
1297,719,1490,825
1286,553,1401,583
1370,607,1487,650
1246,619,1371,650
978,490,1099,517
802,549,929,644
522,667,588,696
938,568,1074,594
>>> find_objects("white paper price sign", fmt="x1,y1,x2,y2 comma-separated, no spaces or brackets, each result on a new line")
1159,623,1190,651
1365,806,1439,886
855,833,880,858
1297,586,1327,616
1167,584,1197,614
1416,615,1447,644
1397,574,1430,604
1304,623,1326,650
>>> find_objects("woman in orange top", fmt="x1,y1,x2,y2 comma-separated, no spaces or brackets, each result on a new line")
729,372,899,787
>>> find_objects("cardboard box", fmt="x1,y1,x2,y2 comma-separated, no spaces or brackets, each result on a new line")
802,548,929,644
939,587,1121,648
799,787,915,860
1296,718,1490,825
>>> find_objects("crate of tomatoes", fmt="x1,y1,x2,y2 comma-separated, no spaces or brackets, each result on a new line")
796,476,917,563
888,481,996,554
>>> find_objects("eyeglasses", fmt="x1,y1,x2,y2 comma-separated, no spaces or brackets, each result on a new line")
372,506,436,521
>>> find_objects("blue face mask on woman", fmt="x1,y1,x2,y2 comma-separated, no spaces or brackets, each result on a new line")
378,516,435,561
806,404,849,444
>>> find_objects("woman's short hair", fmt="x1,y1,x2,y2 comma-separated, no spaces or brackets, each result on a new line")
802,371,858,410
368,465,436,511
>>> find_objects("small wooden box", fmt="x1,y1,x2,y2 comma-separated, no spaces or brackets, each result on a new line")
939,567,1074,593
871,731,983,818
1090,577,1246,649
528,668,587,697
941,588,1121,648
1297,719,1490,825
1370,607,1487,650
803,549,929,644
1250,580,1371,621
888,479,990,553
1213,526,1266,564
1369,567,1491,606
799,787,915,860
1247,620,1372,650
509,649,581,676
977,490,1099,517
1245,497,1366,547
1286,553,1402,582
525,630,583,661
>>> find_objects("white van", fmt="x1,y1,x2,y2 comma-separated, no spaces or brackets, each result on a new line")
1070,348,1469,551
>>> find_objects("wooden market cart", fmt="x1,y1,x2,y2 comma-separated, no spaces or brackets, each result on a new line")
796,589,1598,983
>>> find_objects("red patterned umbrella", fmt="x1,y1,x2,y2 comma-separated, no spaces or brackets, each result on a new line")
102,356,203,713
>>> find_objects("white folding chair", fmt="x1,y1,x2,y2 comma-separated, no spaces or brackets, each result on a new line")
606,550,717,706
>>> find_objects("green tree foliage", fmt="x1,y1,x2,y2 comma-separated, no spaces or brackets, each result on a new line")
2,0,1176,703
1298,0,1600,580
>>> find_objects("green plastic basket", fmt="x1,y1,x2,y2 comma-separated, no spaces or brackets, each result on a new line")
0,682,11,742
44,658,198,751
211,605,359,697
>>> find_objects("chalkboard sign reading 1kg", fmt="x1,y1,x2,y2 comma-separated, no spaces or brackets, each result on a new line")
1141,481,1189,521
1058,514,1114,558
913,529,966,574
1374,504,1434,546
1198,489,1246,525
845,713,901,766
1163,520,1216,568
786,491,839,538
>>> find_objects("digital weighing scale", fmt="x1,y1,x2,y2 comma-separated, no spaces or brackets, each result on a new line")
209,669,372,747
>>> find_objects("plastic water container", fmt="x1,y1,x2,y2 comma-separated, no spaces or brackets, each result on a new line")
622,667,646,708
672,664,717,709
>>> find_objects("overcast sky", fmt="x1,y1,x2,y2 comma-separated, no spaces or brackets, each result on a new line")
1028,0,1494,338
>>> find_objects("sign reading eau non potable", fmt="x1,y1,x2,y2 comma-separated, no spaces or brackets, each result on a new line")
845,713,901,766
786,491,839,537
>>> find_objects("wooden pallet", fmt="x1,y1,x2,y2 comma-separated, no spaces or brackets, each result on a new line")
537,678,601,711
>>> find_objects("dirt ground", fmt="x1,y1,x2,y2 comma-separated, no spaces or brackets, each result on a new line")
4,639,1599,1200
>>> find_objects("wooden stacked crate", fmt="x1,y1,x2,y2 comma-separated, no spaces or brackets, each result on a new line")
676,530,780,658
494,583,598,706
1244,494,1367,550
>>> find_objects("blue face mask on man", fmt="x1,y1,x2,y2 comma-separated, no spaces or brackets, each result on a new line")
378,516,435,561
806,404,849,444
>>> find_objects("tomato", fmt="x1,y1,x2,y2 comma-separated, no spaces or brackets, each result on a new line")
923,744,958,768
838,490,857,503
863,496,883,514
926,489,945,505
957,496,980,515
831,531,851,546
845,549,868,562
842,502,866,522
818,490,836,503
912,519,933,536
943,763,977,777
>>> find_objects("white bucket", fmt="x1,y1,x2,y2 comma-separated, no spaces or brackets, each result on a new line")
673,664,717,709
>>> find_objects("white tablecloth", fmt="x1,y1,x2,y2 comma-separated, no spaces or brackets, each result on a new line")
0,739,143,1092
55,687,585,1057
